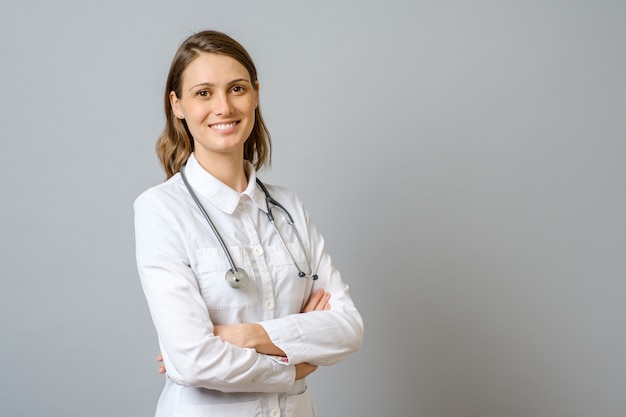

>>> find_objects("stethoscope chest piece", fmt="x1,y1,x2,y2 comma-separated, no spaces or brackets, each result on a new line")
225,268,250,289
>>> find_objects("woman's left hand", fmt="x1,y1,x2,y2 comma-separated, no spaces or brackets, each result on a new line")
301,288,331,313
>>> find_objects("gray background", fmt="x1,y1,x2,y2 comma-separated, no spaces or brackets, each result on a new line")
1,0,625,416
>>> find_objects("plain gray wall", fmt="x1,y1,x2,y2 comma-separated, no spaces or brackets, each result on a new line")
1,0,625,416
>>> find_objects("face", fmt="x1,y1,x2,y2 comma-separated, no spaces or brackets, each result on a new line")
170,53,258,165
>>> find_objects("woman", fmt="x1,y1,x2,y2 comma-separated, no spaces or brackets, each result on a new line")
134,30,363,417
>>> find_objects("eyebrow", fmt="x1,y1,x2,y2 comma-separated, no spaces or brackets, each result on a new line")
189,78,252,92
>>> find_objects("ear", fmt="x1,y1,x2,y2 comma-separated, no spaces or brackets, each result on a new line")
169,91,184,119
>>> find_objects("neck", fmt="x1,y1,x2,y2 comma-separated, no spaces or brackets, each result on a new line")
194,151,248,192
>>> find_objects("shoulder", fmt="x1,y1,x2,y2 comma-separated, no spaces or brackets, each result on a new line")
134,174,186,213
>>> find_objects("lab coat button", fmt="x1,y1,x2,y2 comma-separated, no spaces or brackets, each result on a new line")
265,299,274,310
270,409,280,417
237,202,245,211
254,246,264,256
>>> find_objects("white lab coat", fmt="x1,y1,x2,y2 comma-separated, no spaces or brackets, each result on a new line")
134,154,363,417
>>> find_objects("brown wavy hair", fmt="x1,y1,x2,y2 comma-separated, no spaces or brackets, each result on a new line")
156,30,272,179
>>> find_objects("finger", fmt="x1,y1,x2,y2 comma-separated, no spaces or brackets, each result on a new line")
316,292,331,311
157,353,163,362
302,289,325,313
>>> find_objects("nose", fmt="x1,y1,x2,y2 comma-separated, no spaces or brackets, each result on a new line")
213,92,234,116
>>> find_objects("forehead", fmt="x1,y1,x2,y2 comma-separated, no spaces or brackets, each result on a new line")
182,52,251,86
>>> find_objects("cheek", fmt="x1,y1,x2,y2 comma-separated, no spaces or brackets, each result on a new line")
241,99,258,119
183,104,209,124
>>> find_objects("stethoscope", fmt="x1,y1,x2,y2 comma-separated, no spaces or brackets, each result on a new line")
180,165,318,289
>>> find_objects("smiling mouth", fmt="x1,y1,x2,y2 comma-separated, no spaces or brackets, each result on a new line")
210,121,239,130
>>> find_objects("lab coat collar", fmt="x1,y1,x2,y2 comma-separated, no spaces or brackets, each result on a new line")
183,154,268,215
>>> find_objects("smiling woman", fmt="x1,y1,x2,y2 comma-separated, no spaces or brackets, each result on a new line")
134,30,364,417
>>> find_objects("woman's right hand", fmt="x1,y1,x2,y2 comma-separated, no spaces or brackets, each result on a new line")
157,353,166,374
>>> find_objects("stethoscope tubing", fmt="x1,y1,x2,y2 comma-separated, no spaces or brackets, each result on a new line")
180,165,240,275
180,164,318,288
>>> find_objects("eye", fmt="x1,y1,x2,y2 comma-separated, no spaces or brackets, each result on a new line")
231,85,245,94
195,90,210,98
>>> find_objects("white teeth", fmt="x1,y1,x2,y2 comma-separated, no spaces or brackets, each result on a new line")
211,122,237,130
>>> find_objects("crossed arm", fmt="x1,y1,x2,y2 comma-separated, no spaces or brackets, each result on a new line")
157,288,331,380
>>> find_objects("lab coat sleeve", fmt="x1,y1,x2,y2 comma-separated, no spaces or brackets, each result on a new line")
258,204,364,366
134,189,295,392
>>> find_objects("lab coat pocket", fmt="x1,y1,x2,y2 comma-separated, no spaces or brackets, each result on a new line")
267,243,310,305
285,383,316,417
175,399,262,417
195,246,257,310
